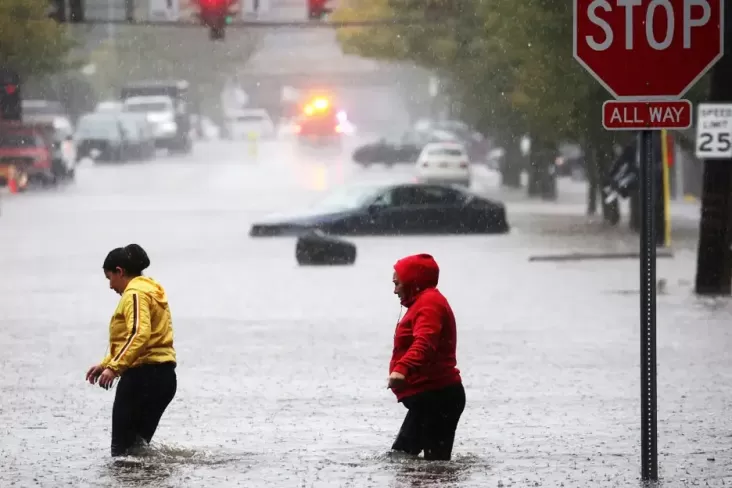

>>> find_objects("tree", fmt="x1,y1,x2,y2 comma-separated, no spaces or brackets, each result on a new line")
334,0,529,184
335,0,703,223
0,0,74,78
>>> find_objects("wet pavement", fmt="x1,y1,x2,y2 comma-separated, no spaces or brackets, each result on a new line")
0,136,731,487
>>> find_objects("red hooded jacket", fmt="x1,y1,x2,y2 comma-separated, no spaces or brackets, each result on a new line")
389,254,462,401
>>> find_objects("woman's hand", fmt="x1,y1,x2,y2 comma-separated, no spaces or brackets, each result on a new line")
387,371,406,390
86,364,104,385
98,368,118,390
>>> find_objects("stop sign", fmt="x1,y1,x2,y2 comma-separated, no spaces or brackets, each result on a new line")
574,0,724,99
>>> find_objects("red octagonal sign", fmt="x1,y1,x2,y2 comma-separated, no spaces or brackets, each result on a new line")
574,0,724,100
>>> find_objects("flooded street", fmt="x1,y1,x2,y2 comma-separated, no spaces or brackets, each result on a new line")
1,138,731,487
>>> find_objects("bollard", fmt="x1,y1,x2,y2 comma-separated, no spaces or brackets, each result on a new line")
7,166,18,194
248,132,259,158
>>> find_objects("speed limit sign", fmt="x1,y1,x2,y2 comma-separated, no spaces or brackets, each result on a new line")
696,104,732,160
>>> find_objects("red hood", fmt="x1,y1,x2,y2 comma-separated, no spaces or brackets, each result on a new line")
393,253,440,306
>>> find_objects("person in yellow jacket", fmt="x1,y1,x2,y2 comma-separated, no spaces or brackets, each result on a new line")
85,244,177,457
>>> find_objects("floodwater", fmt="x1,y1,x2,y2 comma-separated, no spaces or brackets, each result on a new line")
0,139,730,487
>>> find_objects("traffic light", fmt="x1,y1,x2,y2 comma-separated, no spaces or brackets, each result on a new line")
308,0,331,20
199,0,235,40
0,70,21,121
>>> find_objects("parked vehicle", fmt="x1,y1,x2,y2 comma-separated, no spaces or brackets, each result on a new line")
412,119,488,162
415,141,472,187
117,112,156,160
352,137,422,167
295,96,344,147
74,113,137,162
0,121,72,188
26,120,78,181
123,95,179,152
225,108,276,140
250,182,509,237
121,80,193,153
95,100,124,113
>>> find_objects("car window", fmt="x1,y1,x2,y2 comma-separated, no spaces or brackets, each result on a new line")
0,132,44,148
76,117,120,139
422,186,465,205
313,185,382,211
428,147,465,157
387,186,464,206
125,102,171,113
237,115,266,122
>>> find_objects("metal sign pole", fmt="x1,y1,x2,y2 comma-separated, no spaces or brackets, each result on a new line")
639,130,658,480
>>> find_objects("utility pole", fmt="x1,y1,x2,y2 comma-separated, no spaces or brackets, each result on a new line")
695,5,732,296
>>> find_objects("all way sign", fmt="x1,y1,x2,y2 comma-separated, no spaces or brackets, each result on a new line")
602,100,692,130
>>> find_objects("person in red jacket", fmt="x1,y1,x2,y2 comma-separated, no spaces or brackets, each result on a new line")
387,253,466,461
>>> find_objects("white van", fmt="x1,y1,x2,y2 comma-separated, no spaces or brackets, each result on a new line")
225,108,276,140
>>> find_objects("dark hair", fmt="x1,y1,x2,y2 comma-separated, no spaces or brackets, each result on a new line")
103,244,150,276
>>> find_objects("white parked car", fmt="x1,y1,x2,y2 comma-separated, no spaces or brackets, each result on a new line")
415,141,471,187
95,100,124,113
225,109,276,140
123,96,178,147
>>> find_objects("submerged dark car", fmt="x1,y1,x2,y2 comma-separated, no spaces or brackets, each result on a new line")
250,183,509,237
352,138,422,166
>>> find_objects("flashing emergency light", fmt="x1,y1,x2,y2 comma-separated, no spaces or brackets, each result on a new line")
313,97,329,110
5,84,17,95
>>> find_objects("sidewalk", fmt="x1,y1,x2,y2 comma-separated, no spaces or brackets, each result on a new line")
473,168,702,253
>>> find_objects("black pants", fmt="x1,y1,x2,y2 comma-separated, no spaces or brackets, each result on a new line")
111,362,177,457
391,382,466,461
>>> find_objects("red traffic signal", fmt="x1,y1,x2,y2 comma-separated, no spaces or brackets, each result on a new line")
0,69,21,121
308,0,332,20
198,0,234,40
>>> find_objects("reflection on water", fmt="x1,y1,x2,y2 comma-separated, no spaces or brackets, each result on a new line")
101,443,246,487
369,451,488,488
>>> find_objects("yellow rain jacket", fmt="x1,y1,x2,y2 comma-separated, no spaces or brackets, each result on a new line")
101,276,176,375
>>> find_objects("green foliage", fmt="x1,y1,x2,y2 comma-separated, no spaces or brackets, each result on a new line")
334,0,713,145
0,0,74,78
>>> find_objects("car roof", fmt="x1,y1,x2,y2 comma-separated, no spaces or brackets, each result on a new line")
124,80,188,89
424,141,465,150
22,99,64,108
232,109,270,117
124,95,172,104
359,181,467,194
79,112,119,122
